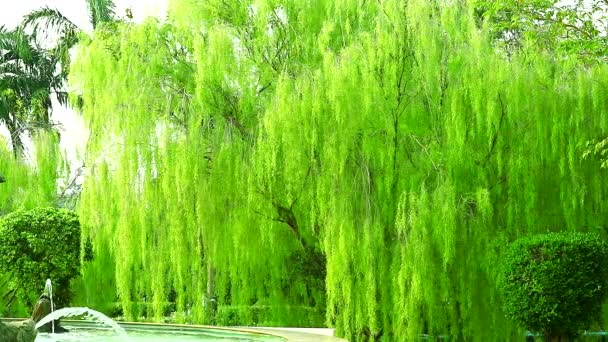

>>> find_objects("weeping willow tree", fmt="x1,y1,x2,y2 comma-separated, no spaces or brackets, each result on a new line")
73,1,333,323
72,0,608,340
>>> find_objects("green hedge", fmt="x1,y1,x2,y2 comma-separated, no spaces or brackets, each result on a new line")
0,207,81,309
216,305,325,327
501,232,608,339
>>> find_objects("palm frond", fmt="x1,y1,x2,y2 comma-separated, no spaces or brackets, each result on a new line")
54,91,69,107
21,6,78,38
86,0,116,28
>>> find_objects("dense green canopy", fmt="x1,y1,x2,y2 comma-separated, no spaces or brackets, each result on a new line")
71,0,608,340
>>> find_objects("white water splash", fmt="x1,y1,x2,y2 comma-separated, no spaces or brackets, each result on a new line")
45,279,55,333
35,307,127,337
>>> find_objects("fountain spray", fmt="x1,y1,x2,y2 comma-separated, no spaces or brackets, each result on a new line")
45,279,54,334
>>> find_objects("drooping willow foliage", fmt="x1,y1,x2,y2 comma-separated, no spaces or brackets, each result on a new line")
0,132,61,215
72,0,608,340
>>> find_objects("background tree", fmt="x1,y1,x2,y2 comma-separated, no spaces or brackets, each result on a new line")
472,0,608,61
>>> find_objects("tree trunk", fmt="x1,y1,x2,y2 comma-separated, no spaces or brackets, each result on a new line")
206,263,217,324
545,334,571,342
7,119,22,158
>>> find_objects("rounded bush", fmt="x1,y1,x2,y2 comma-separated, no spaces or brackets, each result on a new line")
500,232,608,339
0,207,81,308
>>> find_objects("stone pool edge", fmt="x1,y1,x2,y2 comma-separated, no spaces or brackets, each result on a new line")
1,318,349,342
233,327,349,342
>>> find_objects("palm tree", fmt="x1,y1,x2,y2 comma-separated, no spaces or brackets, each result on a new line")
0,0,118,157
21,0,117,77
21,0,119,99
22,0,116,46
0,26,65,156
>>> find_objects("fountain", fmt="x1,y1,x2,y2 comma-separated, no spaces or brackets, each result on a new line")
33,279,127,338
32,279,67,333
31,280,283,341
35,307,127,336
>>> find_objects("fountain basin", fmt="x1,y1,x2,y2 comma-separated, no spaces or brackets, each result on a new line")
2,319,348,342
31,320,282,342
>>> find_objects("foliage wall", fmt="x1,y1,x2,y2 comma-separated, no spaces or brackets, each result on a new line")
72,0,608,340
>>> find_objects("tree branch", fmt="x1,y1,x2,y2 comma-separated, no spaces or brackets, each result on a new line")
480,93,507,165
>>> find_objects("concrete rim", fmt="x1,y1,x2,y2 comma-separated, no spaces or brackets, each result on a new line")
1,318,349,342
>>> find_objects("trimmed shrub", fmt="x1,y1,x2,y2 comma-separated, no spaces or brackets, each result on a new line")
500,232,608,340
0,207,81,309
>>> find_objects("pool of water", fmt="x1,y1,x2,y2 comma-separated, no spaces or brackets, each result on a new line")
34,322,284,342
